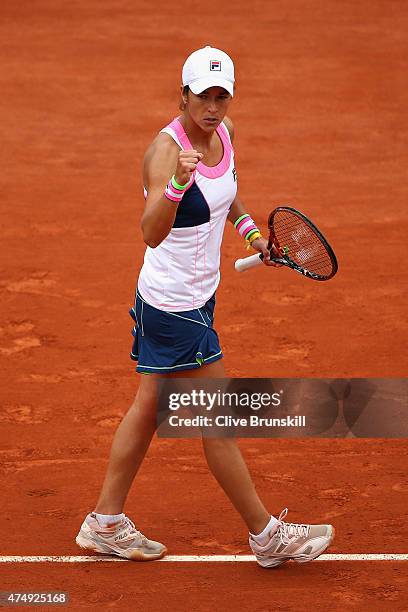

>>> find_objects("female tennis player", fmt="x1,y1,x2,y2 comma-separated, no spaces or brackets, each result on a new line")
76,46,334,568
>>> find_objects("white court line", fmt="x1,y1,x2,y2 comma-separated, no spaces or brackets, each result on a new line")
0,554,407,563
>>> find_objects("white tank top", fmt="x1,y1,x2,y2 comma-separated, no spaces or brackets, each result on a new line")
137,116,238,312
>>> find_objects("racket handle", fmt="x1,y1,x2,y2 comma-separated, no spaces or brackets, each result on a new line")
234,253,263,272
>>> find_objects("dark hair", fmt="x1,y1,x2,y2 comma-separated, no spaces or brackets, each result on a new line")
179,85,189,111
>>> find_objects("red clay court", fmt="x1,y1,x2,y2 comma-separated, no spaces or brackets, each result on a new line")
1,1,407,609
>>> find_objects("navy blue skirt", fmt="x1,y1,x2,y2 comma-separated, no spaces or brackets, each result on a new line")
129,289,223,374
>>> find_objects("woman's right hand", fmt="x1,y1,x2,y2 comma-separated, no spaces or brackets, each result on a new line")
174,149,203,186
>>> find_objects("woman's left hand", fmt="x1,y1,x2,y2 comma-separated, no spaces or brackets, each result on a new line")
250,237,282,267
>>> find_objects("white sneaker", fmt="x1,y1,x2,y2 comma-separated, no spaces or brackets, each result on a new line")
249,508,334,568
76,513,167,561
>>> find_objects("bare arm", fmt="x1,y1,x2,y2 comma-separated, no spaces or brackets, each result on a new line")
224,118,260,241
141,134,203,248
140,135,179,248
227,193,247,224
223,117,248,225
224,117,276,266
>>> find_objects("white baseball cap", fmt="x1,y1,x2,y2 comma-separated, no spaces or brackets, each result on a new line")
182,46,235,97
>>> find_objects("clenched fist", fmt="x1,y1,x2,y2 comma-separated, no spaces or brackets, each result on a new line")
174,150,203,186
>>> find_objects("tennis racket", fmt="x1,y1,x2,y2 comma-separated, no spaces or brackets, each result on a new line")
235,206,338,281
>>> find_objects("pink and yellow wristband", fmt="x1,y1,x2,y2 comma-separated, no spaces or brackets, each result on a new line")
234,214,262,246
164,175,193,203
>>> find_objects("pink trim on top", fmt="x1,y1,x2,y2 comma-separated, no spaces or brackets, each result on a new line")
168,117,232,179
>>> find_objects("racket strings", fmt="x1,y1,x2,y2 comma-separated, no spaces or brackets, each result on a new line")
272,211,334,276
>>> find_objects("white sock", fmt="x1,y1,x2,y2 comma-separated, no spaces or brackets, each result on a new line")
250,515,279,546
94,512,125,528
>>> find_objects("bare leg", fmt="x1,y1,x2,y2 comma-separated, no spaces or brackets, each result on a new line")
94,374,158,514
202,436,270,534
180,360,270,535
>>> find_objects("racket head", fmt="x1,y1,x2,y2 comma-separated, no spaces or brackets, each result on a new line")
267,206,338,281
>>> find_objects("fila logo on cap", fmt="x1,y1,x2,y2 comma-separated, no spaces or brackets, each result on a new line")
182,47,234,96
